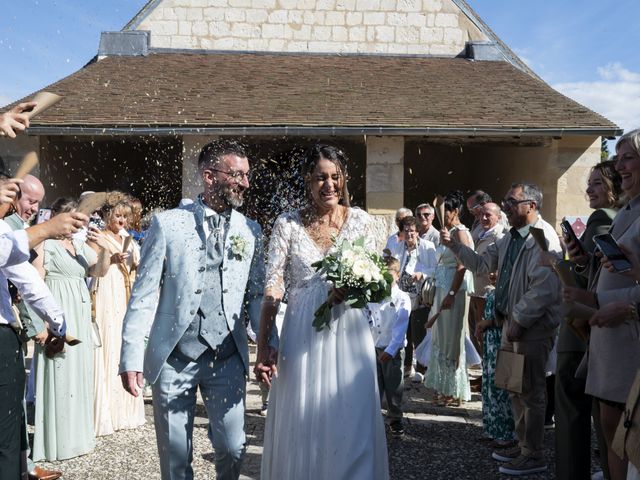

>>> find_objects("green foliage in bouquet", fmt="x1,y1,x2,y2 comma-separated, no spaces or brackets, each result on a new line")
311,237,393,331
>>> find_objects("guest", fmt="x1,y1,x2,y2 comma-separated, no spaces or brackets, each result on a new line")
395,216,437,380
555,160,621,480
415,203,440,246
476,287,516,448
442,182,562,476
3,174,45,230
566,129,640,480
369,256,411,437
127,196,145,243
424,190,474,406
466,190,492,244
468,202,505,357
30,198,110,461
385,207,412,257
90,193,145,436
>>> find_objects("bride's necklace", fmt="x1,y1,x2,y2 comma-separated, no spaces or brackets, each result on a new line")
303,206,347,250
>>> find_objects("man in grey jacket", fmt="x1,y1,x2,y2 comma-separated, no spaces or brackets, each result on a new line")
441,182,561,477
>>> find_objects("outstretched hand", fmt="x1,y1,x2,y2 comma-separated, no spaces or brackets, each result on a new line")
121,371,145,397
0,102,37,138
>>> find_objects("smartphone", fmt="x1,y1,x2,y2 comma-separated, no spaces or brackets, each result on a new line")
560,220,585,255
593,233,633,273
88,216,106,230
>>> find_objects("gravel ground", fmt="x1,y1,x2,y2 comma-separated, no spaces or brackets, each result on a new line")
32,360,602,479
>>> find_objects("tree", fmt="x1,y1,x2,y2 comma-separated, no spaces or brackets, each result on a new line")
601,137,610,160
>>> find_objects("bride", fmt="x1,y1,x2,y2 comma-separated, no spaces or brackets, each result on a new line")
255,144,389,479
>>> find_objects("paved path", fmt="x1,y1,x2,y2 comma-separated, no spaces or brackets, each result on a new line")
32,354,595,479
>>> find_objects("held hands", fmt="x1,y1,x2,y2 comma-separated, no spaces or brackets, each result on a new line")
120,371,145,397
0,102,37,138
33,328,49,347
0,178,23,204
254,345,279,388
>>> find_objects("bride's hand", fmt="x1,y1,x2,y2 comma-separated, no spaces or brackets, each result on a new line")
254,345,278,388
330,287,347,305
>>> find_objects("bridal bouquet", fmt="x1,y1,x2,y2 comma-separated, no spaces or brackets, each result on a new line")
312,237,393,331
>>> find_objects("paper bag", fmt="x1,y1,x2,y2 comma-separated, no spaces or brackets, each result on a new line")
494,349,525,393
613,369,640,470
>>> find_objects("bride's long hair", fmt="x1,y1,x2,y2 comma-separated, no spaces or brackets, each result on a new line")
301,144,351,207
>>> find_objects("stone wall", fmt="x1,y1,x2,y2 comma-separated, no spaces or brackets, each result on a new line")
135,0,488,54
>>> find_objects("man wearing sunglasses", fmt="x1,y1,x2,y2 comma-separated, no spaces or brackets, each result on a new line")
441,182,562,477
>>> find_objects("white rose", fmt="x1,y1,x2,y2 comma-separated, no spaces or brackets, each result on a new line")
342,249,356,267
351,258,369,280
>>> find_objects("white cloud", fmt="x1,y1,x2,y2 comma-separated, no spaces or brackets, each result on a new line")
552,62,640,135
0,94,14,108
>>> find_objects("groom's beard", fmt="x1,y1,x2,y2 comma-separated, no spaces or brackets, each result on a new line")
214,183,245,209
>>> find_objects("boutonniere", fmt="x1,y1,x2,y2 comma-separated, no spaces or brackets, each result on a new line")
229,234,249,260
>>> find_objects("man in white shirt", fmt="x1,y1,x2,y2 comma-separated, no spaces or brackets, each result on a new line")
415,203,440,246
369,257,411,437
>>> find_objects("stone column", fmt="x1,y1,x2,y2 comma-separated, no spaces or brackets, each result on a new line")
181,135,217,200
365,136,405,250
548,136,600,228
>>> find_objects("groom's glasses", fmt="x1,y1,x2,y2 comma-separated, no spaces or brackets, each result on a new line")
210,168,253,183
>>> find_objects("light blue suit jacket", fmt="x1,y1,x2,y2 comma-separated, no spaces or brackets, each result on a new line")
119,201,265,384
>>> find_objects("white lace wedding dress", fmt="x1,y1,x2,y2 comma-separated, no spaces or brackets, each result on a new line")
261,207,389,480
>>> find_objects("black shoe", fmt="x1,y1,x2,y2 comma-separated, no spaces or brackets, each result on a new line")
390,421,405,437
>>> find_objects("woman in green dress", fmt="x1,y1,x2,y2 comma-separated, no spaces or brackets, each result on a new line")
425,190,474,405
31,197,110,461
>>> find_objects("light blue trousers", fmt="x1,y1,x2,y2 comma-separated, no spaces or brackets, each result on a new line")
152,349,246,480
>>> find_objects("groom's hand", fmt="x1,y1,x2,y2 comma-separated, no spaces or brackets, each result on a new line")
254,346,278,388
121,371,144,397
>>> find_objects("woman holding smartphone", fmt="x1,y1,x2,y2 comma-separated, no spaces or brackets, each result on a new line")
566,129,640,480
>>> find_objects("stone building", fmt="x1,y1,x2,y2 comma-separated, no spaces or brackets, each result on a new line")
1,0,620,232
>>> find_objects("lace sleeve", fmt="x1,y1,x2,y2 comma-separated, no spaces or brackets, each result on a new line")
264,213,291,296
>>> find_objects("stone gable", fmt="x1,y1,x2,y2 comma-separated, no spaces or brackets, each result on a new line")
133,0,489,54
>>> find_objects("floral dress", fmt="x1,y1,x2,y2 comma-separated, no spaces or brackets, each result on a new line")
481,291,516,441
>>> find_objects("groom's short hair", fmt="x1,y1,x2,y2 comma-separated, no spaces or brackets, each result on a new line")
198,139,248,170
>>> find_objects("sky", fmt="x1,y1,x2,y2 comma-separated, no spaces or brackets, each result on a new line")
1,0,639,136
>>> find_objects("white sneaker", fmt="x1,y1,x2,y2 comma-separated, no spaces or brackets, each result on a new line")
412,372,424,383
591,471,604,480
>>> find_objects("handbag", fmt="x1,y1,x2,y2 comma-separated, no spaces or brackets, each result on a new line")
613,369,640,470
494,349,525,393
420,276,437,307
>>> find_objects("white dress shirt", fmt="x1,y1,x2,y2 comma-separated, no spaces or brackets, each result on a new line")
369,284,411,356
0,230,29,268
0,220,66,336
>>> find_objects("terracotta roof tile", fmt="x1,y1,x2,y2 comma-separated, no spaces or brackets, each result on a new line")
13,52,618,131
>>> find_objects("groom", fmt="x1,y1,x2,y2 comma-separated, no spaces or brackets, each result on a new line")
120,139,266,480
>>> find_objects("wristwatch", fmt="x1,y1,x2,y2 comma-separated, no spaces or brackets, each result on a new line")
448,290,455,296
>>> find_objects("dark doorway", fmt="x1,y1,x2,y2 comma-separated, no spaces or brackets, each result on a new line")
41,135,183,211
